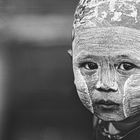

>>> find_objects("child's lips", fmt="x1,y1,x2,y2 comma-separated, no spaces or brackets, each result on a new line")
95,100,119,105
94,100,120,110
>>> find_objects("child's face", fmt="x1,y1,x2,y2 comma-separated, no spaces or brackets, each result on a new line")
72,27,140,121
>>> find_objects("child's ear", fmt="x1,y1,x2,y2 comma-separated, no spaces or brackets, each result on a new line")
67,49,72,57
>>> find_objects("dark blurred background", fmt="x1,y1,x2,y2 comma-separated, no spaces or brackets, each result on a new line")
0,0,93,140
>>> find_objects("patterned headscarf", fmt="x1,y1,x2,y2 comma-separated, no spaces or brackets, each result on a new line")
73,0,140,38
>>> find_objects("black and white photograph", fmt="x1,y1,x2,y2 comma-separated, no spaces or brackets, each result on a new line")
1,0,140,140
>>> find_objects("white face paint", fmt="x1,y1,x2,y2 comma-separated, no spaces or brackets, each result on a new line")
72,27,140,121
124,74,140,117
73,67,94,113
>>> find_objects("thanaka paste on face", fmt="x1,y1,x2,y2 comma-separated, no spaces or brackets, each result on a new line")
74,68,94,113
72,0,140,122
124,74,140,116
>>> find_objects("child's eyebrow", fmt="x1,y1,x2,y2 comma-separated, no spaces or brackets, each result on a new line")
115,55,140,62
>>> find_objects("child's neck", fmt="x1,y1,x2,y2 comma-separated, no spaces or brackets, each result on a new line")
93,114,140,140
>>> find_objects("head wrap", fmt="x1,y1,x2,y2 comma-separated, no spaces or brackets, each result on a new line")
73,0,140,38
74,0,140,29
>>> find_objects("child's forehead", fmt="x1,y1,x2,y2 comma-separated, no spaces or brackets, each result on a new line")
73,43,140,62
73,45,140,60
72,27,140,59
73,50,140,65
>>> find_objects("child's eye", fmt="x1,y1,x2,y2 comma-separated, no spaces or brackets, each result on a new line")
80,62,98,70
118,62,136,71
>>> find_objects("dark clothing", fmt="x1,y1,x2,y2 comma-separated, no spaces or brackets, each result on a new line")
94,115,140,140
